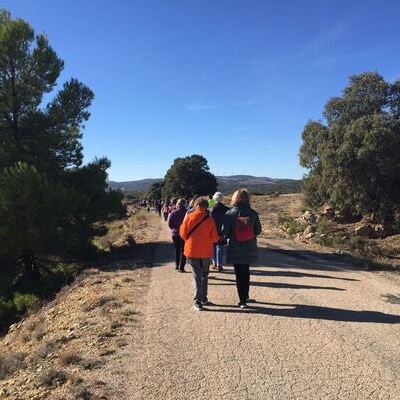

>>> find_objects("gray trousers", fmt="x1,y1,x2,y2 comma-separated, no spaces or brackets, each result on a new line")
188,257,211,303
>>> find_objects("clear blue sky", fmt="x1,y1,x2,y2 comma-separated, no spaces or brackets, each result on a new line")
4,0,400,181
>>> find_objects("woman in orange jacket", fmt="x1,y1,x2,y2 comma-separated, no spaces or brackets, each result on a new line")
180,197,219,311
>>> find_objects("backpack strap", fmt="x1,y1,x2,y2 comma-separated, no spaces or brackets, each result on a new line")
186,214,209,239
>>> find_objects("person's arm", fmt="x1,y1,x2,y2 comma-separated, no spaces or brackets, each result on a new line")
221,212,233,239
209,217,220,244
179,215,189,241
167,212,174,229
254,211,262,236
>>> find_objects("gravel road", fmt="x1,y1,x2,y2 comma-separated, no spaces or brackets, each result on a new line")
123,221,400,400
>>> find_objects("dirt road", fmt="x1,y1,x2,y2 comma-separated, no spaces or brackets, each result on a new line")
123,220,400,400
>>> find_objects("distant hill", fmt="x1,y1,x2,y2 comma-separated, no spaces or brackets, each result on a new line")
109,175,302,195
108,178,162,192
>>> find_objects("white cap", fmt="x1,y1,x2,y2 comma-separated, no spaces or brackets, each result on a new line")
213,192,223,202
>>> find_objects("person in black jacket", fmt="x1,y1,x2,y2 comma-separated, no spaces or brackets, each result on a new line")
222,189,262,309
210,192,229,272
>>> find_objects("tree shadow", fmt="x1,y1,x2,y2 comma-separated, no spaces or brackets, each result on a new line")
100,241,174,271
257,246,363,272
207,302,400,324
219,268,359,282
208,276,345,291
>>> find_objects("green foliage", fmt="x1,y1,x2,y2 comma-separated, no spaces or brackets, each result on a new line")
0,162,83,265
314,218,346,248
163,154,217,198
0,10,123,331
0,297,14,325
300,72,400,222
12,292,39,312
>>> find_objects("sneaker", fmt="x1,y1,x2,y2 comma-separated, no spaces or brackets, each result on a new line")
193,303,203,311
201,299,209,306
217,266,224,272
175,266,179,271
238,302,248,310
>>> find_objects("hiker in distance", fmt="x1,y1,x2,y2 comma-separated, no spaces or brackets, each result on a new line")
180,197,219,311
168,198,187,273
210,192,229,272
222,189,262,309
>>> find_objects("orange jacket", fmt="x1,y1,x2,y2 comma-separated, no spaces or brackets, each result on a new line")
180,208,219,258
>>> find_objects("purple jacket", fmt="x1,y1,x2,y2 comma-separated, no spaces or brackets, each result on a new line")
168,207,187,237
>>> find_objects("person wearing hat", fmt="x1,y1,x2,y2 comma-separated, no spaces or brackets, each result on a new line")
210,192,229,272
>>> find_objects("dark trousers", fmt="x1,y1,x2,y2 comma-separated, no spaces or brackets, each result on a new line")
172,235,186,271
233,264,250,304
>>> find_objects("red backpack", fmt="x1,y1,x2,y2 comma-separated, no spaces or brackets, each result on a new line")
234,213,255,242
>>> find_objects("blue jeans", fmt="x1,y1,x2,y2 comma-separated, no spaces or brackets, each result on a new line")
213,244,224,267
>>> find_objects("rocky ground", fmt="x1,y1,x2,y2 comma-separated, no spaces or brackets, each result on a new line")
0,210,160,400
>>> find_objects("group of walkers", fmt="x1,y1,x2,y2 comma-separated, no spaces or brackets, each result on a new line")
164,189,262,311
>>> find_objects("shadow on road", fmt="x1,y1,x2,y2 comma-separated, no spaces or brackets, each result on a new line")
209,276,346,291
206,302,400,324
250,269,359,281
100,241,175,272
258,246,363,272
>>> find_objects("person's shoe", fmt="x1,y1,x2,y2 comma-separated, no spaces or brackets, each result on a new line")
246,297,256,303
238,302,248,310
193,303,203,311
217,266,224,272
175,266,179,270
179,269,185,273
201,299,209,306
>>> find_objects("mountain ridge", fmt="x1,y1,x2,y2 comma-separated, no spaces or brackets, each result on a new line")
108,175,302,194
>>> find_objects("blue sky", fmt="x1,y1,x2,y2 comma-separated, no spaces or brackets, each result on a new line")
4,0,400,181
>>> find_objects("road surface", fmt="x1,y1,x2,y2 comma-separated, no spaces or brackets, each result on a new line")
123,221,400,400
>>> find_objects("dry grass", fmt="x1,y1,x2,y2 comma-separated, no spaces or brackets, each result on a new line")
39,368,68,387
82,295,117,312
59,349,82,366
0,352,25,379
251,193,304,239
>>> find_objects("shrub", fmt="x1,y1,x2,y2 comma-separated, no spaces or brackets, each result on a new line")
314,218,346,247
278,215,307,237
0,352,25,380
12,292,39,313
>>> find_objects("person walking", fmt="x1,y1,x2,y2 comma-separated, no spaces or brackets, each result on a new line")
168,198,187,272
210,192,229,272
162,201,169,221
180,197,219,311
156,200,162,217
222,189,262,309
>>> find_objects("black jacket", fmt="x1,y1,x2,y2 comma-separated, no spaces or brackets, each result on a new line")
210,202,229,235
222,203,262,265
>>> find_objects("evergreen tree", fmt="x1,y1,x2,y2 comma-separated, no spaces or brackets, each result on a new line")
0,10,123,272
300,72,400,222
163,154,217,198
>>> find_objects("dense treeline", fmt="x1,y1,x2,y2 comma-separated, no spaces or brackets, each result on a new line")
300,72,400,224
0,10,124,329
